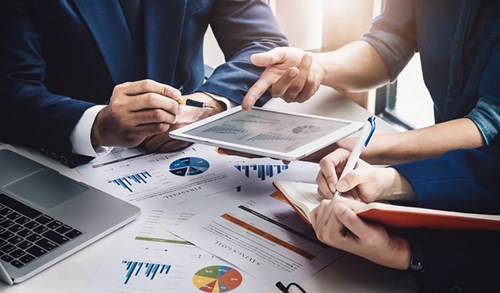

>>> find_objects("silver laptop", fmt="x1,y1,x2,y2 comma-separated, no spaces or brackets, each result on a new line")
0,149,140,285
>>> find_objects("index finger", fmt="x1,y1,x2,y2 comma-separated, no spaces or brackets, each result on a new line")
120,79,182,100
242,76,274,110
318,149,351,193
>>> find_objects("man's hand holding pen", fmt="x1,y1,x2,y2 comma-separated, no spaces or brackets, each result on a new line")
141,91,226,152
92,79,226,153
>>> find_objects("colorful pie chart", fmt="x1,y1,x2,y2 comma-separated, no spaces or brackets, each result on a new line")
192,265,243,292
169,157,210,176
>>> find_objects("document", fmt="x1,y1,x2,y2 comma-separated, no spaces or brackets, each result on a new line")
275,181,500,230
76,144,250,208
169,162,344,286
87,206,271,293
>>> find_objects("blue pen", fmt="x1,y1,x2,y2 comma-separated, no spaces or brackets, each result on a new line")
333,116,376,197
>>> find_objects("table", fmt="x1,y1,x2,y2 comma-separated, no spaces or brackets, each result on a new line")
0,86,418,292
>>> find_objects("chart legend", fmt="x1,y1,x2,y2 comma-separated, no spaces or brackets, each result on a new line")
192,265,243,292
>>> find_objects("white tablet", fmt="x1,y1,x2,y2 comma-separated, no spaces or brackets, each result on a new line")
170,106,364,161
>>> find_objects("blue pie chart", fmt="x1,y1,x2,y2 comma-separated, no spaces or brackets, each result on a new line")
169,157,210,176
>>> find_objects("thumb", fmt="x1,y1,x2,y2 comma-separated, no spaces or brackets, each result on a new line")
250,48,286,67
333,202,369,236
336,168,369,193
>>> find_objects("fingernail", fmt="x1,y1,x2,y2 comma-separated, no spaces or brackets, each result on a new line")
334,203,347,216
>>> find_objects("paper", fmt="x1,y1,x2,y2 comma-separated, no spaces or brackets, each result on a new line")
87,206,271,293
76,144,250,208
169,162,344,286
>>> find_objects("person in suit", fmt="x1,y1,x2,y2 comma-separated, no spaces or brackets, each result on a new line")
311,135,500,292
238,0,500,165
0,0,288,167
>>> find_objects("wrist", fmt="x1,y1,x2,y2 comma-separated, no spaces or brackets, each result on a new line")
385,236,412,270
91,108,108,147
187,92,226,113
378,168,416,202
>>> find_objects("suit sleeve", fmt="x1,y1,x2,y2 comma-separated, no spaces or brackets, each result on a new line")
392,136,500,214
197,0,288,106
0,0,95,167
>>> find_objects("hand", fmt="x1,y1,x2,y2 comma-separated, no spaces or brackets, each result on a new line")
242,47,324,110
316,148,397,202
92,79,181,148
310,197,411,270
141,92,226,152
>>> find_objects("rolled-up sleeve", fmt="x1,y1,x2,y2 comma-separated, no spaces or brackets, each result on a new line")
360,0,417,81
466,44,500,144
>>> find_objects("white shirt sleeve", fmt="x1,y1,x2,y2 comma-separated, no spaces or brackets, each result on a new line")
203,92,237,109
70,105,113,157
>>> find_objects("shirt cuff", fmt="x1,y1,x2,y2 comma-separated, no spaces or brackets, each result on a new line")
202,92,237,109
465,97,500,145
70,105,113,157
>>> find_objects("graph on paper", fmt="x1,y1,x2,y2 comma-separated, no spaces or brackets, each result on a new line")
122,260,171,285
234,164,289,181
108,171,152,193
169,157,210,176
192,265,243,292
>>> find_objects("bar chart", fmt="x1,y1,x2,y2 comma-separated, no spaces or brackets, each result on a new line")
234,164,289,181
108,171,152,193
122,260,172,285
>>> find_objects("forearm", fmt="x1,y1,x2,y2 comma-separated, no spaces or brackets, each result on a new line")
314,41,390,95
205,0,288,105
350,118,484,165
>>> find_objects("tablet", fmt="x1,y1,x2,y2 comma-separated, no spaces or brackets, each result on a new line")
170,106,364,161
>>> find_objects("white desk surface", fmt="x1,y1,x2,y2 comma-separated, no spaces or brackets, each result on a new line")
0,87,418,293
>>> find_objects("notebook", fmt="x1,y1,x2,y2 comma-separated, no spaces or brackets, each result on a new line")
0,149,140,285
273,181,500,231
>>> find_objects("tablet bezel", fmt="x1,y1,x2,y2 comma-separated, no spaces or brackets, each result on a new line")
170,106,364,161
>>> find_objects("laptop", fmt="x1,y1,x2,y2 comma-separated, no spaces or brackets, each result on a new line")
0,149,141,285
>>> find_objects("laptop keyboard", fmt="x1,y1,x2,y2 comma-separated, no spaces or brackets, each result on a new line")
0,193,84,269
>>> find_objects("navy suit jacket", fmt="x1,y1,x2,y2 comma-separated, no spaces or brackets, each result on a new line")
0,0,287,166
393,136,500,292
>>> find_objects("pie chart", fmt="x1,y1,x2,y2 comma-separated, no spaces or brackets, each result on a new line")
169,157,210,176
192,265,243,292
292,125,320,134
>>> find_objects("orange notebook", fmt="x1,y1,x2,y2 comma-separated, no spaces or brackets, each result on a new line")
273,181,500,231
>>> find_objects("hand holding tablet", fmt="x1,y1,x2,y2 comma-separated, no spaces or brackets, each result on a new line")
169,106,364,161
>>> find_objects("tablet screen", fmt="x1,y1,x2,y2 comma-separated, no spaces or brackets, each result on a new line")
183,108,349,153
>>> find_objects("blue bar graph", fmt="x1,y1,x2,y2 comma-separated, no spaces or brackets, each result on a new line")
122,260,171,285
235,164,289,181
108,171,152,192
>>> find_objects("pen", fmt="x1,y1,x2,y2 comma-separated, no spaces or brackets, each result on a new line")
177,86,215,109
178,98,216,109
332,116,376,197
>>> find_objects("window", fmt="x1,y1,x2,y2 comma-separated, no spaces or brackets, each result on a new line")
375,54,435,130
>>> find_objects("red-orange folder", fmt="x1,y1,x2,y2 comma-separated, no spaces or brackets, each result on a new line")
273,181,500,231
